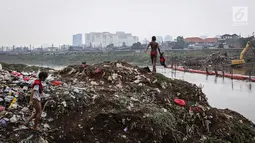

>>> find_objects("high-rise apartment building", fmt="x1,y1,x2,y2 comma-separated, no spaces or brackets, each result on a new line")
85,32,139,48
164,35,173,41
72,34,83,46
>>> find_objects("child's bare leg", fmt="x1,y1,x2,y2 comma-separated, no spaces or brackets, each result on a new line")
152,56,157,73
33,100,42,130
24,111,36,127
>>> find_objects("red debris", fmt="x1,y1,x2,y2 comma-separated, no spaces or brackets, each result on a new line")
0,106,5,112
174,99,186,106
23,76,30,81
52,80,62,86
95,68,101,73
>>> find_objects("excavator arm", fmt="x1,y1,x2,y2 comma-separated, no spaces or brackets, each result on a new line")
239,41,251,60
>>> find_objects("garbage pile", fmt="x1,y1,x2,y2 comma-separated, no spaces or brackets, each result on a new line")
205,51,230,67
1,61,255,143
182,58,204,68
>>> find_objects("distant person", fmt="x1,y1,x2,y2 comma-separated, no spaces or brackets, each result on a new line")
25,71,48,131
145,36,161,73
160,52,167,68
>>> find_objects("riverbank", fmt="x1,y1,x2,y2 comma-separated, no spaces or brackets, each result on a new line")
1,61,255,142
0,49,242,66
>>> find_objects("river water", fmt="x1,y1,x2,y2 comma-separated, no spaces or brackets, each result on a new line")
157,67,255,122
47,65,255,122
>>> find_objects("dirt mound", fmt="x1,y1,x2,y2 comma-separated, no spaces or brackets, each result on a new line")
1,61,255,142
0,62,53,72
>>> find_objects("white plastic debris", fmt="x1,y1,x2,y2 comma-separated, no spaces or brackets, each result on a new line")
38,136,48,143
116,63,123,68
47,118,53,122
154,88,161,93
90,81,99,86
112,73,118,80
10,115,18,123
41,112,47,118
73,88,79,93
4,96,14,103
22,86,28,91
135,75,142,80
134,80,140,84
43,123,50,129
121,135,127,138
131,97,139,102
108,76,113,81
62,101,67,107
0,64,2,70
14,125,28,131
162,108,167,112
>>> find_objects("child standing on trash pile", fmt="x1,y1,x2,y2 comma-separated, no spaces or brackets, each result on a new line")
24,71,48,131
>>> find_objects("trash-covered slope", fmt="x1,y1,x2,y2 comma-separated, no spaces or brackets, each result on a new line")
0,62,52,72
1,61,255,143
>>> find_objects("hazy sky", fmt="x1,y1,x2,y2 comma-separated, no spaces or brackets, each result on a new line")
0,0,254,46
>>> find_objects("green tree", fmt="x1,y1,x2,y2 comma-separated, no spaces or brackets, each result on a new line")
122,42,127,47
106,43,114,48
131,42,142,49
173,36,186,49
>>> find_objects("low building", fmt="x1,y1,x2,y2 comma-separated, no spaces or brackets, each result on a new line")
68,46,83,51
184,37,217,44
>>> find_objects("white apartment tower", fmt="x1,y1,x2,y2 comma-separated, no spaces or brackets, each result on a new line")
85,32,139,48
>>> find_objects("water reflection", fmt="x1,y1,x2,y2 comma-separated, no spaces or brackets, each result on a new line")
167,67,253,92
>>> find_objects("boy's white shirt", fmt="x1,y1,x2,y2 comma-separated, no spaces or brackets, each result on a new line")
33,85,42,101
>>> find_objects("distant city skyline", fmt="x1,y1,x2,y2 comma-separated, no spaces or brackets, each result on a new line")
0,0,254,46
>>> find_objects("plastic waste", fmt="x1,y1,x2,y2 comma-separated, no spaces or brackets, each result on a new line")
95,68,101,73
0,106,5,112
36,70,41,78
10,115,18,123
5,96,14,102
23,76,30,81
11,71,18,76
174,99,186,106
53,80,62,86
21,107,29,112
0,119,7,127
61,101,67,107
46,74,54,81
41,112,47,118
9,97,17,108
0,64,2,70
